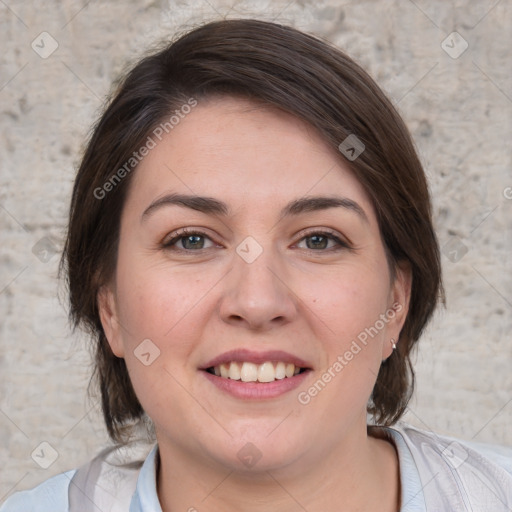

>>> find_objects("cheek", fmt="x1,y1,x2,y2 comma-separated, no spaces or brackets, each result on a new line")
305,264,392,343
111,248,211,399
297,281,388,436
297,264,392,408
115,251,204,342
112,264,205,416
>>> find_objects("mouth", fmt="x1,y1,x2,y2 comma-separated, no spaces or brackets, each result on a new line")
204,361,310,383
199,349,313,398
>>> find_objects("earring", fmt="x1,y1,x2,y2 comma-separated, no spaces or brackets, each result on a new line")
390,338,397,350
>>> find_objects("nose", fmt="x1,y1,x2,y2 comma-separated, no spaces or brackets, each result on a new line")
218,240,298,331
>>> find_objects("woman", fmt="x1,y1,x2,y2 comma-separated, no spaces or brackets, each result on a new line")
2,18,511,512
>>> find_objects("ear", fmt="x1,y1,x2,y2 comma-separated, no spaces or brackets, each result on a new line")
97,284,125,358
381,261,412,360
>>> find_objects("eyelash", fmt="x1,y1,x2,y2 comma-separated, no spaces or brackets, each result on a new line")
162,228,351,253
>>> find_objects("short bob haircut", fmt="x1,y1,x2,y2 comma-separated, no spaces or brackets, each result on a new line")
61,18,443,442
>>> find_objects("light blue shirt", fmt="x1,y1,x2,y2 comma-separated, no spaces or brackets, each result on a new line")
2,423,512,511
130,445,161,512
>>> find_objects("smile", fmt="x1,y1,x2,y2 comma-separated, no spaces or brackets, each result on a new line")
206,361,307,383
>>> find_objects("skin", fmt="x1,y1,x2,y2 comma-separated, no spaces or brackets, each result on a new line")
99,96,411,511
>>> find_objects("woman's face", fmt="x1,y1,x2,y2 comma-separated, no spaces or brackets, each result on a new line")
99,96,410,472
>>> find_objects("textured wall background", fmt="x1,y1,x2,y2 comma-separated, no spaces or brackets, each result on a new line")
1,0,511,500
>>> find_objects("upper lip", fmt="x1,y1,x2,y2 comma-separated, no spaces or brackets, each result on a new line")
200,349,313,370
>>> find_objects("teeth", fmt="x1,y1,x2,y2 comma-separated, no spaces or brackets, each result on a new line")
258,362,276,383
210,361,305,382
228,362,241,380
220,363,229,378
240,362,258,382
275,361,286,380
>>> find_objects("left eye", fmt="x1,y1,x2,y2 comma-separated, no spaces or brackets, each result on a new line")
296,232,347,251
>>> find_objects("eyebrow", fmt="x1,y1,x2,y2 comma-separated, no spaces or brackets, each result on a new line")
141,193,368,224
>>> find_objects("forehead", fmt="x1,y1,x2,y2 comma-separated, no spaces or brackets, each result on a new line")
126,96,375,223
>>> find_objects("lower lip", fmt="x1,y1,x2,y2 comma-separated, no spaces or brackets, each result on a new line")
201,370,311,399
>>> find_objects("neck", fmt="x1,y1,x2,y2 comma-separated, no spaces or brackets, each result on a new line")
156,423,400,512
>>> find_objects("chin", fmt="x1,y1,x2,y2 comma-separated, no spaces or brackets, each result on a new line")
204,423,306,473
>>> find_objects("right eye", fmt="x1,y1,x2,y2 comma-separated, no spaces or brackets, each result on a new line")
162,228,217,252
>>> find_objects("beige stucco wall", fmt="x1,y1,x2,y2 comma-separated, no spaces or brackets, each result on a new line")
1,0,511,499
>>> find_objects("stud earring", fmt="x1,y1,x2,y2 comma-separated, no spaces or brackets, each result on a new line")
391,338,397,350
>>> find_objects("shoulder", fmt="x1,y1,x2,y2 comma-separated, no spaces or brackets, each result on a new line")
392,421,512,475
0,470,76,512
1,440,155,512
462,436,512,474
388,422,512,510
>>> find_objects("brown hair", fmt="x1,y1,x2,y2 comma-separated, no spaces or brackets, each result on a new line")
61,18,443,441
